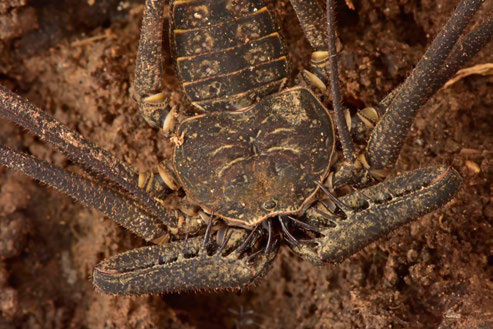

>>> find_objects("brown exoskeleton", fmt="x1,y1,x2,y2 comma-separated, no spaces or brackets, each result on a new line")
0,0,492,295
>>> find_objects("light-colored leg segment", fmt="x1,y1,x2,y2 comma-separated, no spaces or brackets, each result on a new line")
134,0,175,131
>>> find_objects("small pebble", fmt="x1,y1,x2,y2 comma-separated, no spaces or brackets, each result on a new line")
465,160,480,174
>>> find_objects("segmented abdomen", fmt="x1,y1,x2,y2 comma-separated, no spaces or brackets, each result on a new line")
171,0,289,111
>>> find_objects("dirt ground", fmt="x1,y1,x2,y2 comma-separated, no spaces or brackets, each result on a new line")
0,0,492,328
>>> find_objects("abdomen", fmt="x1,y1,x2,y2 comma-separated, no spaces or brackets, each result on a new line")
171,0,289,111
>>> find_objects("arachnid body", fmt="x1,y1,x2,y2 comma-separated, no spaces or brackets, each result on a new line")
0,0,492,297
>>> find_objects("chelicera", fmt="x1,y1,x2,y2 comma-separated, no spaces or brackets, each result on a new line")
0,0,491,295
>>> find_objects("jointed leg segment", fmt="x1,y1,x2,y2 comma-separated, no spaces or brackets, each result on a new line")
289,0,332,89
366,0,492,170
0,144,166,241
0,86,172,227
292,166,462,264
93,227,279,295
330,0,493,188
294,0,492,264
0,0,490,296
134,0,173,130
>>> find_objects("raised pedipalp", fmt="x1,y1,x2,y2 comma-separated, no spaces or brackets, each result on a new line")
290,166,462,264
93,229,278,295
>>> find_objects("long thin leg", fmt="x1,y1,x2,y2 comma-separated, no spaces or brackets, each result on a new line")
290,0,356,163
366,0,487,170
331,17,493,189
289,0,328,51
0,145,167,241
134,0,173,130
326,0,355,163
374,18,493,122
0,86,169,220
290,0,331,89
132,0,182,196
423,18,493,102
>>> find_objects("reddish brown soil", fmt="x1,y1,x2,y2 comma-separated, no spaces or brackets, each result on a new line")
0,1,492,328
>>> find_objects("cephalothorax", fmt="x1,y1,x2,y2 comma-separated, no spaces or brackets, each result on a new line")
0,0,491,295
175,88,333,225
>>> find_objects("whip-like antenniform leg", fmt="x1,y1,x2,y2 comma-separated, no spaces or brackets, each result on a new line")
0,78,280,294
0,86,171,223
0,144,165,241
366,0,492,170
291,0,356,163
290,0,492,264
331,0,493,187
1,0,490,296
